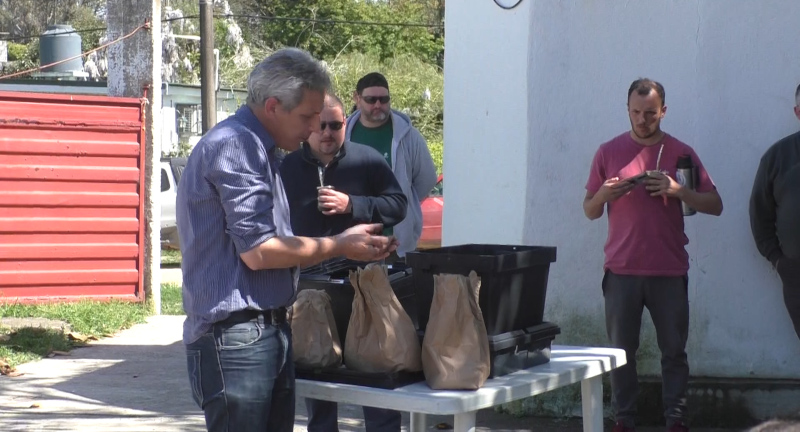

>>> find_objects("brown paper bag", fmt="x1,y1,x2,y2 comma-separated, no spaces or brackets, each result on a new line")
344,263,422,373
290,289,342,369
421,271,490,390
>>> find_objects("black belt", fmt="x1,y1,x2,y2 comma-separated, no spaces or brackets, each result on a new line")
220,308,288,326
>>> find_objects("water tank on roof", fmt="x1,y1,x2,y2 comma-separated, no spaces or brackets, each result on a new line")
39,25,83,73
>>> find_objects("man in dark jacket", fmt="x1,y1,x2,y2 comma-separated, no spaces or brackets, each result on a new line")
280,93,407,432
750,83,800,340
281,93,407,237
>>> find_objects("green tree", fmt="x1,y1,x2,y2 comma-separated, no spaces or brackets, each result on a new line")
0,0,105,42
6,42,28,61
0,0,105,73
230,0,442,65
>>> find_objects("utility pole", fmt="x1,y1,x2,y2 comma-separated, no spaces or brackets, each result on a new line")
107,0,163,313
199,0,216,133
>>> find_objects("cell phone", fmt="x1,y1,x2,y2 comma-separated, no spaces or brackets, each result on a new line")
621,172,649,185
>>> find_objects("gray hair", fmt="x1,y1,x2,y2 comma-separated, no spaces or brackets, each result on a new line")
246,48,331,111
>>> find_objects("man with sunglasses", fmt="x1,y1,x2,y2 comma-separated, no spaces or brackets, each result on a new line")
346,72,438,259
281,93,408,239
281,93,407,432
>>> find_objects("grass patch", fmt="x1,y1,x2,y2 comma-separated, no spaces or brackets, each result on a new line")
0,327,74,367
161,248,182,266
0,300,150,337
0,299,151,369
161,283,184,316
0,283,185,369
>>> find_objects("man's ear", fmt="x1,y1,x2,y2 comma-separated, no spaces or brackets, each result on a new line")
660,105,668,118
352,91,359,104
264,97,280,117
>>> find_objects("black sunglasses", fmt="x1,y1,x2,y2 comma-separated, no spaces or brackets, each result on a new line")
320,121,344,131
361,95,391,105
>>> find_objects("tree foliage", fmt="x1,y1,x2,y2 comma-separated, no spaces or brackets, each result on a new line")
230,0,443,66
224,0,446,171
0,0,446,171
0,0,105,46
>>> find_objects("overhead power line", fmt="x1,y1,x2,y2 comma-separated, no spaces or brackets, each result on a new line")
0,21,149,81
0,14,192,42
0,12,441,42
0,26,107,43
225,13,443,28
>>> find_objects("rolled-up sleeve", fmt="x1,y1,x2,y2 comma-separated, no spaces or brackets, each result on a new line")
585,148,606,194
205,136,278,254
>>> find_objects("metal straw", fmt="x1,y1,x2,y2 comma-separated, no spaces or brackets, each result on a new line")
655,142,668,206
655,143,665,172
317,166,325,187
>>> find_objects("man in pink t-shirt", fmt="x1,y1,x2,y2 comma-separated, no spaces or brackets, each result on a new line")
583,78,723,432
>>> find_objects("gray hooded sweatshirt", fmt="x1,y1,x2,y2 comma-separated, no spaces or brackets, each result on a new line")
345,109,437,256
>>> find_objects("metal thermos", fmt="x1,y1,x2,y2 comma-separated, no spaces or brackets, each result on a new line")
676,155,696,216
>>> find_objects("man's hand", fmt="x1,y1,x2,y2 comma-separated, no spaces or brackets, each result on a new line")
645,171,682,198
583,178,635,220
319,188,352,215
596,177,635,203
239,225,398,271
334,223,398,262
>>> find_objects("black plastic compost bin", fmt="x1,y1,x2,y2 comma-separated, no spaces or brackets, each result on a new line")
406,244,557,335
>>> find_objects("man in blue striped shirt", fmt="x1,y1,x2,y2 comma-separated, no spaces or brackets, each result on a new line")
177,48,398,432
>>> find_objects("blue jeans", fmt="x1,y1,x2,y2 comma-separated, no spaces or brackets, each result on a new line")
186,316,295,432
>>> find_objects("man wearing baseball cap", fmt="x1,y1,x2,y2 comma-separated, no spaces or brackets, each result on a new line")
347,72,437,258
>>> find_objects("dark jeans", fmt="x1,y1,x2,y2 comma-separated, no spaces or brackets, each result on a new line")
602,271,689,428
777,257,800,340
186,313,295,432
306,399,401,432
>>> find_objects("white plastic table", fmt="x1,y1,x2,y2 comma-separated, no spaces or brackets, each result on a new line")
296,345,627,432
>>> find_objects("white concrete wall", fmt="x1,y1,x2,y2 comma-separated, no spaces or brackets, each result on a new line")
446,0,800,379
442,0,532,245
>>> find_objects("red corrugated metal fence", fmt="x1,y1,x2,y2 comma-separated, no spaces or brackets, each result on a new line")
0,91,146,301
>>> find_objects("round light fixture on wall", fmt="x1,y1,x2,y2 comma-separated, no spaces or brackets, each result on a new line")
494,0,523,9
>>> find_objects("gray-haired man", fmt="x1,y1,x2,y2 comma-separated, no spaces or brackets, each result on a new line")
177,48,398,432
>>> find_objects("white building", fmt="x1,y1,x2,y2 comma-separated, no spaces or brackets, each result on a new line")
444,0,800,420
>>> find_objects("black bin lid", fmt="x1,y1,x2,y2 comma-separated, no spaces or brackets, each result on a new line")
299,258,411,284
406,244,557,272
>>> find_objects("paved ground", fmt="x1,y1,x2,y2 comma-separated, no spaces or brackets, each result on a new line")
0,312,747,432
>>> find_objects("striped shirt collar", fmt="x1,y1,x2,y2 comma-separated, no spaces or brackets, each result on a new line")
236,105,277,155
